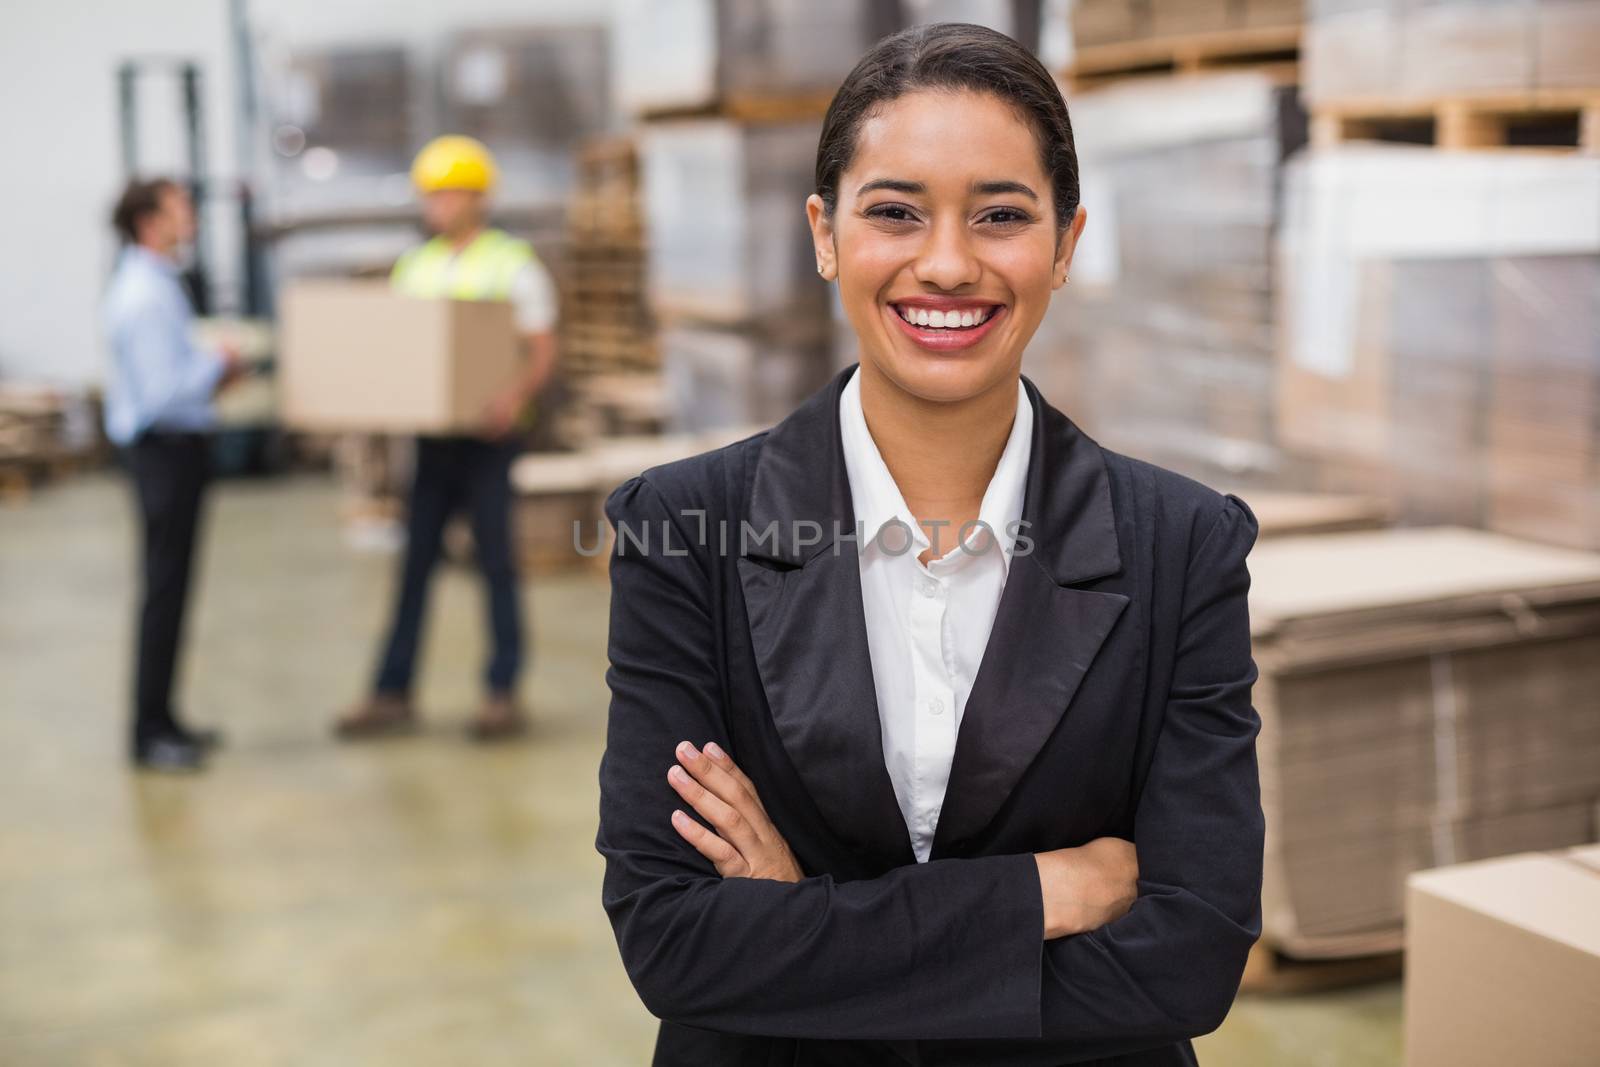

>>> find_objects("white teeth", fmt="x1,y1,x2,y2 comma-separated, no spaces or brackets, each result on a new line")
896,305,994,328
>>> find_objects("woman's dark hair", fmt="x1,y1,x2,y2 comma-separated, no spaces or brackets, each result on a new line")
112,177,180,244
815,22,1079,235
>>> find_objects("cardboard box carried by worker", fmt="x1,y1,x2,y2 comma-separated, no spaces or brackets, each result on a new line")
278,280,519,433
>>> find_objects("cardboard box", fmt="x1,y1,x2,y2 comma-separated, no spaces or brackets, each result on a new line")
1404,845,1600,1066
279,281,519,433
1070,0,1145,45
1305,0,1596,102
1537,0,1600,88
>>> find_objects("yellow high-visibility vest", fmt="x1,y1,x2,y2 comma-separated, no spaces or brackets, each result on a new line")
390,228,536,301
391,228,541,431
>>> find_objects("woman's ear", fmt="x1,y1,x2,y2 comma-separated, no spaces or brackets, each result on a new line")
1052,204,1088,290
806,193,838,282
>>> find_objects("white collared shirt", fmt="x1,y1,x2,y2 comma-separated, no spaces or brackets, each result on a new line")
839,368,1033,862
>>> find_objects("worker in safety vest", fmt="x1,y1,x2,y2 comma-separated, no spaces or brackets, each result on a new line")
336,135,558,742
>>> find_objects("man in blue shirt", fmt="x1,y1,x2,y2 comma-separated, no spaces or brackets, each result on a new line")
104,177,243,771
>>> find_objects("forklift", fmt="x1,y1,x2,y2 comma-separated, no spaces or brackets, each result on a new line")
117,42,282,475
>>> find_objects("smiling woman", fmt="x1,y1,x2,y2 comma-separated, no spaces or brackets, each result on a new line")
597,22,1265,1067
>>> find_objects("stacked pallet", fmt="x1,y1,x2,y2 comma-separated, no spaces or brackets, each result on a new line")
1303,0,1600,152
1277,146,1600,549
1024,71,1308,487
560,138,657,381
1038,3,1600,992
620,1,875,434
614,0,902,119
1277,3,1600,544
0,386,103,501
1069,0,1304,89
1248,526,1600,957
627,1,1077,432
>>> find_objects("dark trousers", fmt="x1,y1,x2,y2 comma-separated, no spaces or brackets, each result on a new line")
126,431,211,745
373,436,524,696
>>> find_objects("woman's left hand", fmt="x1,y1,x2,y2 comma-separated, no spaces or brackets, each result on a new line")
667,741,803,882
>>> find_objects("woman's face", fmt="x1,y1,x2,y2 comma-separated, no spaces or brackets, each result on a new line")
808,89,1086,405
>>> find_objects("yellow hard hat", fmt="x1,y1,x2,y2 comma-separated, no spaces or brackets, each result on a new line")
410,135,497,193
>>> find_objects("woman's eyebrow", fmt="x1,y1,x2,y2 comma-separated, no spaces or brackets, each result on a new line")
855,177,1039,202
857,178,926,196
972,180,1038,201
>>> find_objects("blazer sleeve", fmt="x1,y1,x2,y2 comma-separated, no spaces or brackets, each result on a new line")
919,493,1266,1065
597,473,1052,1040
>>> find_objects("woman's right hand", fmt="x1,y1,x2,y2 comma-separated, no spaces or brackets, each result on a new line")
1035,837,1139,939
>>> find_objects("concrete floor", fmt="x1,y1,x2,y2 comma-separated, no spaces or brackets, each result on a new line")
0,474,1402,1066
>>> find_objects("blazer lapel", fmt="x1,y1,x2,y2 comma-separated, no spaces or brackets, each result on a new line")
738,366,915,866
930,377,1130,856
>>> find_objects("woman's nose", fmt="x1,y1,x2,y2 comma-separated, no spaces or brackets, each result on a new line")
911,217,981,291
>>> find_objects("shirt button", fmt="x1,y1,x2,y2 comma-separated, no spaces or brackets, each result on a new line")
927,698,944,716
919,578,939,597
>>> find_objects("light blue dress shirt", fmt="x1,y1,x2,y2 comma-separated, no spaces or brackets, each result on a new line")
102,245,224,446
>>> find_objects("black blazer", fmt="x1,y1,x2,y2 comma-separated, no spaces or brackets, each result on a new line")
597,364,1264,1066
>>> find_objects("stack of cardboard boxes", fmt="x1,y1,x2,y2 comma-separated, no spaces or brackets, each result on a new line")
627,0,1061,433
618,0,889,432
639,118,836,432
1026,71,1306,487
1276,148,1600,548
1305,0,1600,102
1247,525,1600,954
1072,0,1305,45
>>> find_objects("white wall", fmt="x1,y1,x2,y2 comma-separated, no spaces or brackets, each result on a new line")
0,0,238,388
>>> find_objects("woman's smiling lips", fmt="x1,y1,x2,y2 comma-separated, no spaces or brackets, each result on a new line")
886,296,1007,352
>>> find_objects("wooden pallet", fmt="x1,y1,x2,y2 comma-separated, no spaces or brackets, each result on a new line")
1067,24,1301,91
563,133,658,380
1238,941,1404,996
1311,89,1600,153
0,447,100,504
567,238,645,256
567,278,649,300
0,460,32,503
638,88,837,125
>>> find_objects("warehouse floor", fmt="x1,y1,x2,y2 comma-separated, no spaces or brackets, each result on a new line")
0,474,1402,1066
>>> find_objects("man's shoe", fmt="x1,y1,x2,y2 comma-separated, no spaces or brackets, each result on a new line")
173,723,224,751
466,693,529,743
334,694,418,740
132,734,207,773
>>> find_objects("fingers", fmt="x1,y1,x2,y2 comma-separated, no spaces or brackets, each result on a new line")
670,808,748,877
667,754,764,859
667,740,797,880
675,741,762,814
700,741,773,817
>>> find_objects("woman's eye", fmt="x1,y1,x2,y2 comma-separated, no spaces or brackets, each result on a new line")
867,205,917,223
983,208,1030,226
